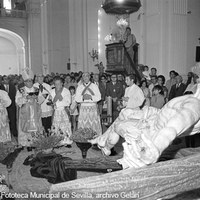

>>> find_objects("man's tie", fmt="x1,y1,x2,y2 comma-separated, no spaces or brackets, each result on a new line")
95,82,99,86
39,84,43,92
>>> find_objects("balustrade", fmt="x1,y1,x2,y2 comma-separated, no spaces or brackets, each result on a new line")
0,8,27,18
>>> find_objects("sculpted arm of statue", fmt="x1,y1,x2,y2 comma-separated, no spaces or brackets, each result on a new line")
89,108,146,155
116,86,200,168
153,89,200,154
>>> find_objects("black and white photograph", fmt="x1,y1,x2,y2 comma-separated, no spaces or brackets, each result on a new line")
0,0,200,199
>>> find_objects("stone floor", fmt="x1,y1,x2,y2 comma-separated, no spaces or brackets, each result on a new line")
1,129,200,199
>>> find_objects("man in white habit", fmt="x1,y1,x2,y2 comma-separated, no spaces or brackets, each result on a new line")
75,72,102,136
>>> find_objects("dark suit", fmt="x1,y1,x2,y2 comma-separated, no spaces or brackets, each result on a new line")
0,83,5,90
98,81,106,115
99,82,106,102
2,83,18,137
106,81,124,120
168,83,186,101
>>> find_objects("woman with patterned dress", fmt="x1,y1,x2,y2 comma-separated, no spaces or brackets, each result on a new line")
0,89,12,143
50,76,72,146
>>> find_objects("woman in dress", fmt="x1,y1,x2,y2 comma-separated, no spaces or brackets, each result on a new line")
50,76,72,146
140,80,150,106
0,89,11,143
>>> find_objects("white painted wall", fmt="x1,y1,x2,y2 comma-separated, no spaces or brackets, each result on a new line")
27,0,42,74
0,37,18,75
68,0,100,73
1,0,200,77
186,0,200,70
98,8,117,70
67,0,200,77
47,0,70,74
138,0,200,78
0,18,28,69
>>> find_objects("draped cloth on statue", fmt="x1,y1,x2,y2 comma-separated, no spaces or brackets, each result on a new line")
23,152,76,184
16,86,43,147
20,99,42,133
78,103,102,136
18,99,42,147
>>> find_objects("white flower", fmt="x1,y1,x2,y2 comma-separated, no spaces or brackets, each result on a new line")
0,184,9,193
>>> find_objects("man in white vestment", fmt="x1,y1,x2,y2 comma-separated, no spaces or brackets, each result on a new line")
50,76,72,146
75,72,102,136
34,74,53,132
0,89,12,143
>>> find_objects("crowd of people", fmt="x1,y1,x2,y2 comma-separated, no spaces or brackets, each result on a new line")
0,65,199,152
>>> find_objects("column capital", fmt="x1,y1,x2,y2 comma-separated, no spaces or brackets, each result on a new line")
26,0,41,16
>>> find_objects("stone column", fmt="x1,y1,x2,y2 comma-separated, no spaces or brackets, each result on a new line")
69,0,89,72
27,0,42,73
40,0,49,75
17,47,26,74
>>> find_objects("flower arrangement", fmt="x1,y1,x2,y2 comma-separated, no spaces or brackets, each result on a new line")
71,128,97,143
0,174,9,194
0,141,17,162
31,127,64,151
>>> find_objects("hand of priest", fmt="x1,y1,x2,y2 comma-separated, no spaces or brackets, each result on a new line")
83,94,92,100
122,97,129,102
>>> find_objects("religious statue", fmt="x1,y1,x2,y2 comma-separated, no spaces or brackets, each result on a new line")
90,83,200,169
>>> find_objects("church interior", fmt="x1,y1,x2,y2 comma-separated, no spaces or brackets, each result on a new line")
1,0,200,199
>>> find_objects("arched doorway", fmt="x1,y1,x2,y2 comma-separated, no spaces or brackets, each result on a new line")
0,28,26,75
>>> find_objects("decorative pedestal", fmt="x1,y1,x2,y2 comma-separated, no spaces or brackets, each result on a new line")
75,142,92,159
